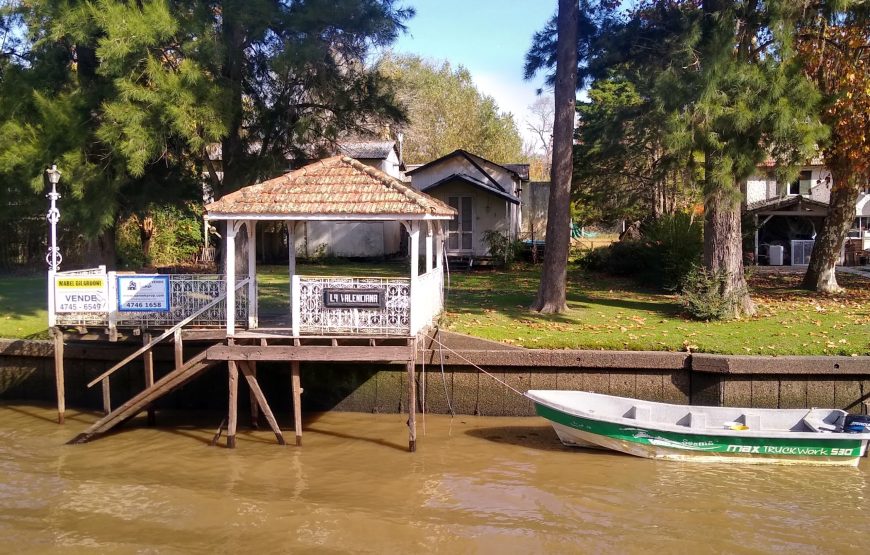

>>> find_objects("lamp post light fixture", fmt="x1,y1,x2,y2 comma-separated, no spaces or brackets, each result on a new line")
45,164,62,272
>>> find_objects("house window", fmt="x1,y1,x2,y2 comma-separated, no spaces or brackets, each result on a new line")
447,196,473,251
788,171,812,195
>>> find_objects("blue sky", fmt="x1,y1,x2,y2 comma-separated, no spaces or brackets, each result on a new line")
389,1,556,146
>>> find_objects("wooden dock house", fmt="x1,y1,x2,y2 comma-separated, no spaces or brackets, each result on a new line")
51,156,456,451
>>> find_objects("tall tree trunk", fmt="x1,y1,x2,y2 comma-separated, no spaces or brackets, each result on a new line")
138,215,154,266
97,221,117,270
531,0,577,314
802,174,859,293
220,0,247,194
703,185,755,318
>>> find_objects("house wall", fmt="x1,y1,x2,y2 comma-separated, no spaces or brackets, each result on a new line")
299,153,403,258
520,181,550,240
304,221,400,258
746,166,833,205
411,156,522,250
424,181,509,257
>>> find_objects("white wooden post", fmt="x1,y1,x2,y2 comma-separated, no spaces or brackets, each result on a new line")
226,221,237,336
247,220,257,328
291,275,300,337
409,221,420,334
107,271,118,341
425,221,433,272
287,220,296,322
435,221,444,270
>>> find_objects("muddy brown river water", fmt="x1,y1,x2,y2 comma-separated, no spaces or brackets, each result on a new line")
1,403,869,553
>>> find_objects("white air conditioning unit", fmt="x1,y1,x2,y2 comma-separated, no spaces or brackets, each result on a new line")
769,245,784,266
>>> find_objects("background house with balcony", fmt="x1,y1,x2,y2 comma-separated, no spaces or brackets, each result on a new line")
743,160,870,266
406,149,527,261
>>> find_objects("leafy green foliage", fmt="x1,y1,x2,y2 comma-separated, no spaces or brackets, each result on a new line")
377,54,523,164
679,266,747,321
116,203,203,269
481,230,523,268
576,212,702,290
0,0,412,268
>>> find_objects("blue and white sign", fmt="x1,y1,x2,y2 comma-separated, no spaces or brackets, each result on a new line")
117,275,170,312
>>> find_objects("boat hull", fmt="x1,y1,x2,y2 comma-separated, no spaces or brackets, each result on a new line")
536,403,868,467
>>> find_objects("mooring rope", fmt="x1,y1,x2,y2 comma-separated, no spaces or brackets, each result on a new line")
420,340,426,435
424,332,527,398
437,335,455,417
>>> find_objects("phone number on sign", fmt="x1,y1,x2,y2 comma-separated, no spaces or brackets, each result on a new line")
59,303,105,311
123,301,166,309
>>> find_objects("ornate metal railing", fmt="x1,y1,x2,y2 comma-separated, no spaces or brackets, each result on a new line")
54,273,247,329
116,274,247,328
293,276,411,336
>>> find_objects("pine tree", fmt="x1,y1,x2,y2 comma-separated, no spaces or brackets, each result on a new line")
0,0,412,266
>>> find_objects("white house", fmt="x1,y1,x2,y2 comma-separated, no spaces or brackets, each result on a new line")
743,160,870,265
407,150,527,259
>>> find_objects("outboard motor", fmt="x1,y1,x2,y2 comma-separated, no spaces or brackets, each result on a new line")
843,414,870,434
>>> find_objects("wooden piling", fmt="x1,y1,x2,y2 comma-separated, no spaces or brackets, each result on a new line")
248,362,260,429
52,328,65,424
227,354,239,449
249,339,267,429
143,332,155,426
291,360,302,446
173,328,183,369
407,358,417,453
101,378,111,415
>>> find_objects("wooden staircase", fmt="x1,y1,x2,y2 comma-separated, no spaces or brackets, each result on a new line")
68,350,218,444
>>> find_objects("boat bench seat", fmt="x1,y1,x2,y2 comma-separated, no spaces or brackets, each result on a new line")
743,414,761,430
689,412,707,430
628,405,651,421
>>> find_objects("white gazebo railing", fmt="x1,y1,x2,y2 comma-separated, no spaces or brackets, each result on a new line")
411,266,444,335
292,276,412,336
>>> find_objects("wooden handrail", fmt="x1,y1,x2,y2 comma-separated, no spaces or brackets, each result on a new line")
86,278,250,388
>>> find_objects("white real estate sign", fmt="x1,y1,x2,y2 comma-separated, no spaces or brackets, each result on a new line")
54,275,109,313
117,275,170,312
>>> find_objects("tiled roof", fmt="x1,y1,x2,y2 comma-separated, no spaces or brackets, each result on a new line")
338,140,396,160
206,156,455,218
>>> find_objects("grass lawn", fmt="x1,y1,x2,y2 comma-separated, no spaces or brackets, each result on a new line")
442,265,870,356
0,275,49,339
3,262,869,355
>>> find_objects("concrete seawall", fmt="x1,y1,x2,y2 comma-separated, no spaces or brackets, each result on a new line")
1,333,868,416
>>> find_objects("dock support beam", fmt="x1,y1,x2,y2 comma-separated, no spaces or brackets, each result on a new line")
227,357,239,449
52,327,65,424
144,332,155,426
407,350,417,452
249,362,260,429
291,361,302,446
238,361,284,445
101,378,111,415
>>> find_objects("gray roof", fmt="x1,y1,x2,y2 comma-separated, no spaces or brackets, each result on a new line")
338,140,397,160
420,173,520,205
504,164,530,181
745,195,830,214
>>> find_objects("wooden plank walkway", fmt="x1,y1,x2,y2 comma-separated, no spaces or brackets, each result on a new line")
68,350,218,444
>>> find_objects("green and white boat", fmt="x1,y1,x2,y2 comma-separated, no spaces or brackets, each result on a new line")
526,390,870,466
